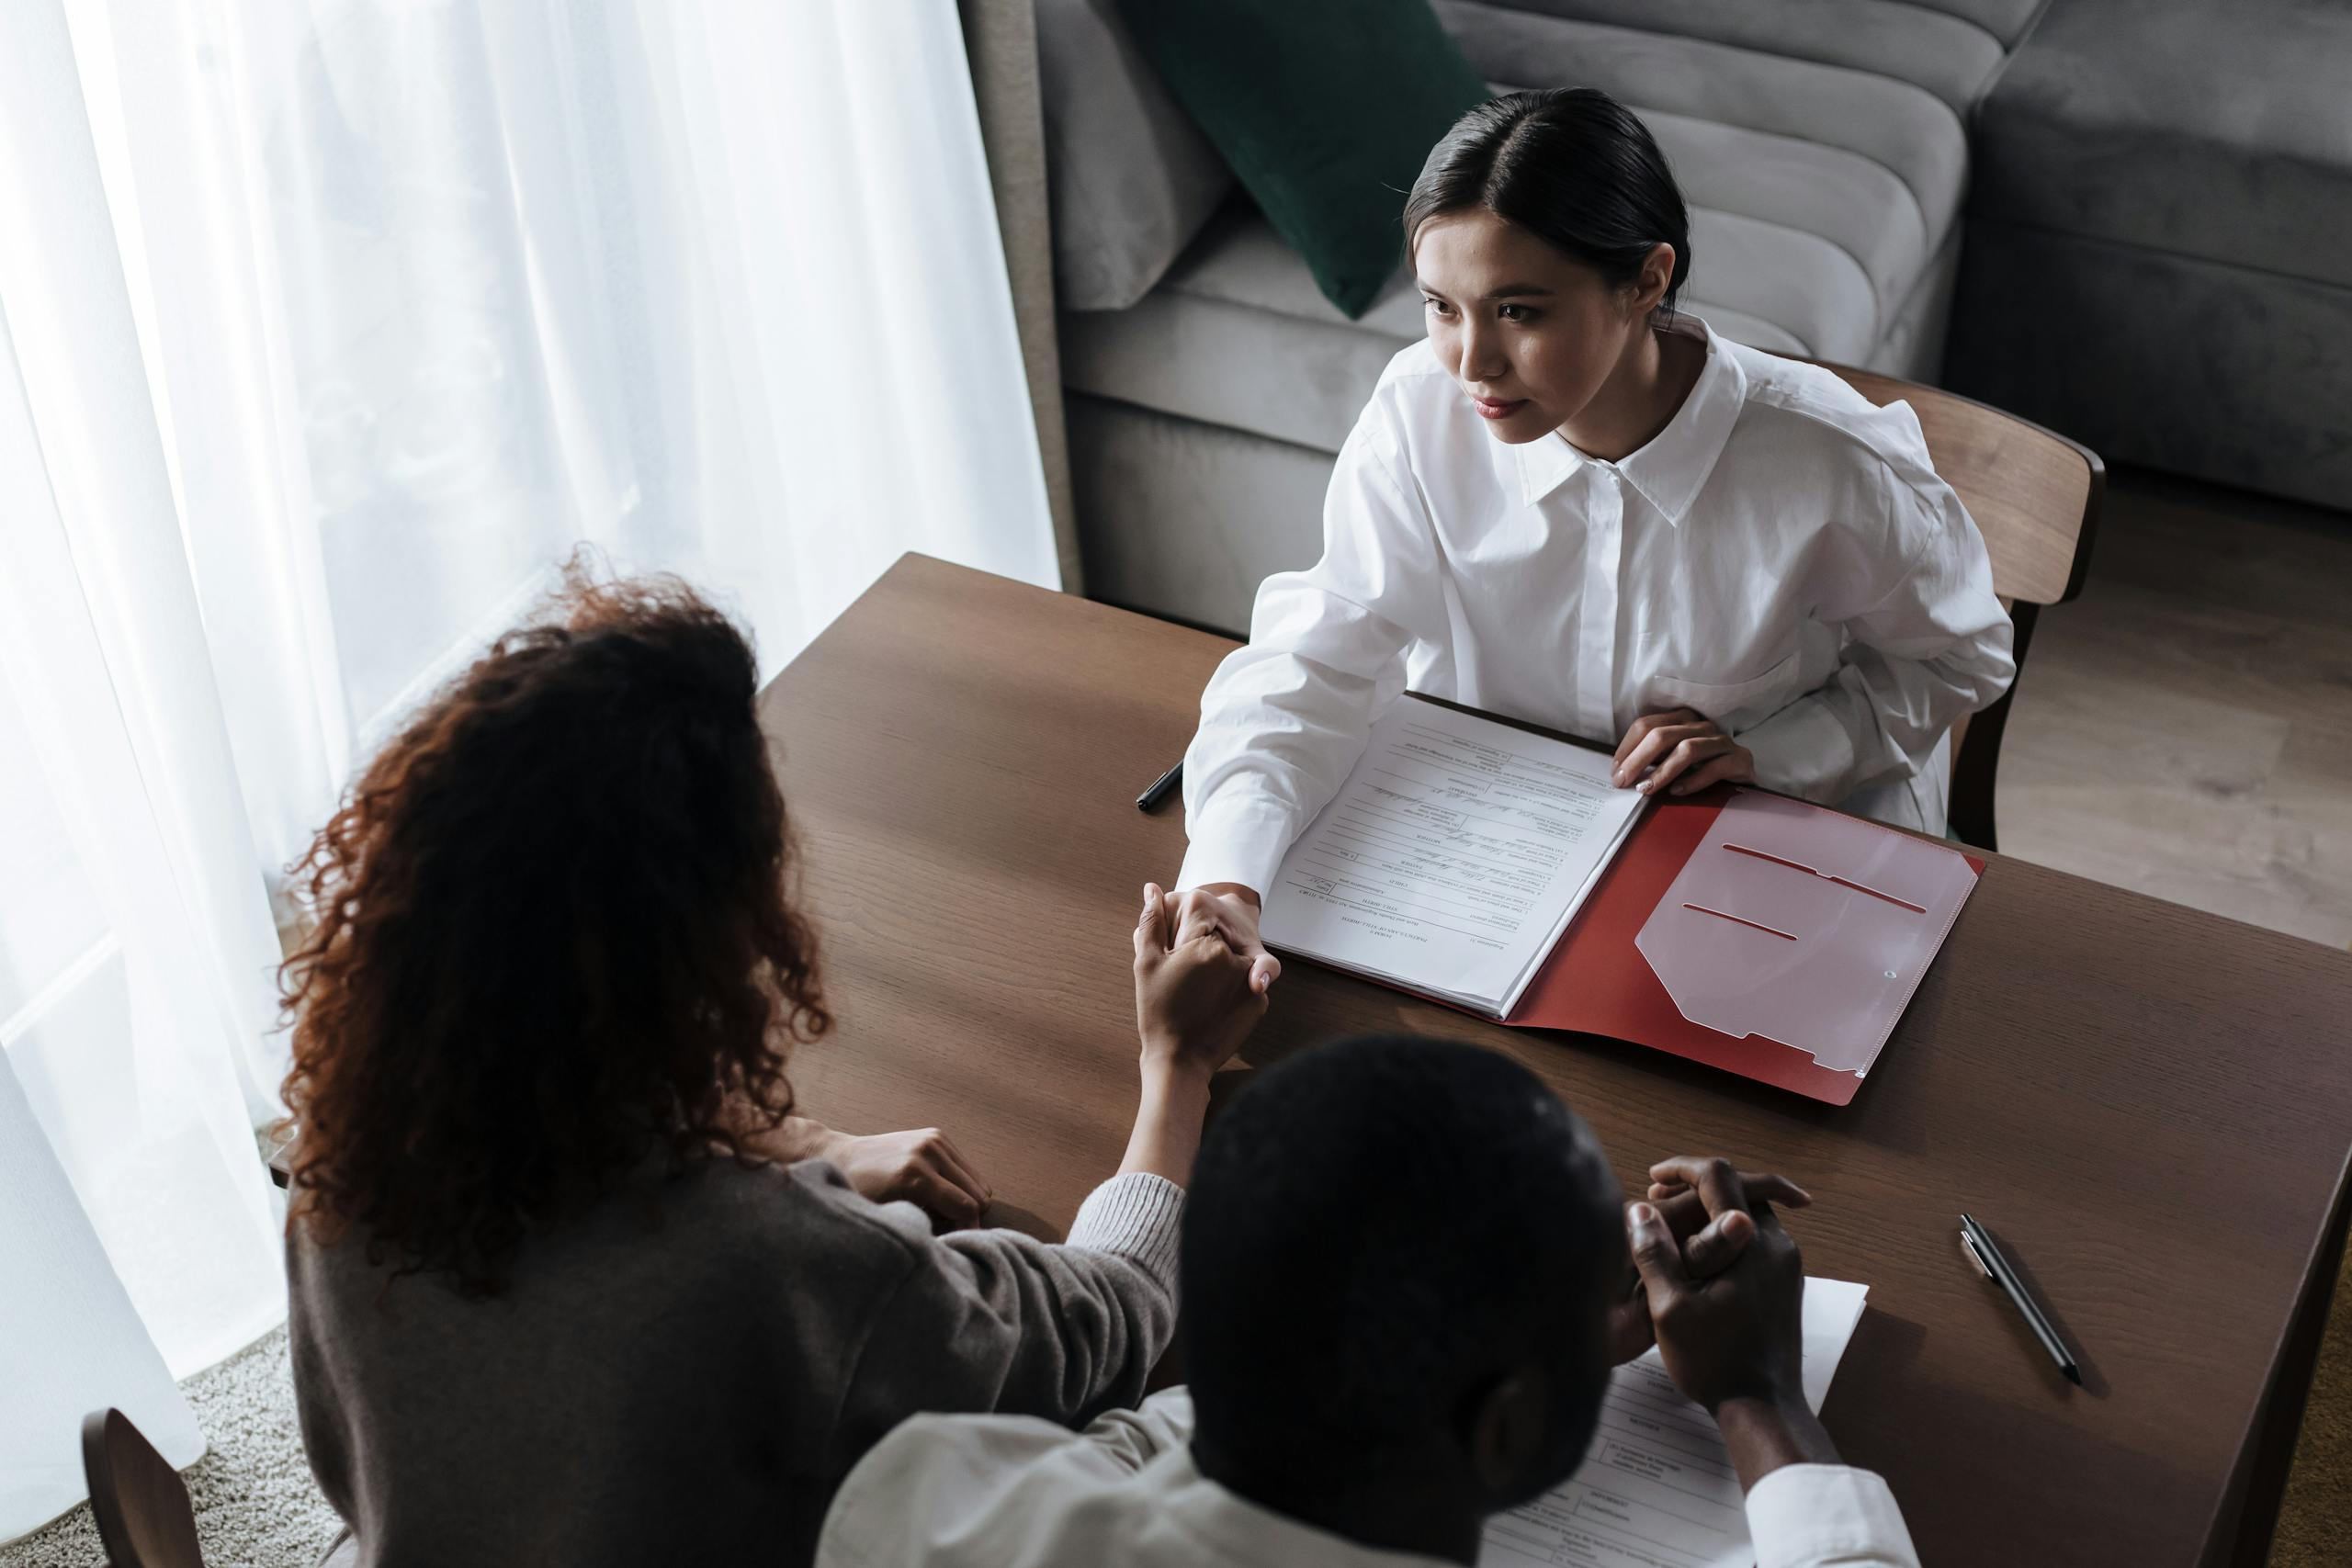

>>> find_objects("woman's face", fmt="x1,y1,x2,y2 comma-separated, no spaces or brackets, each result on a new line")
1414,208,1652,446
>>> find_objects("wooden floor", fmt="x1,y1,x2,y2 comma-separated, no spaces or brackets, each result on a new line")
1992,468,2352,1562
1999,469,2352,948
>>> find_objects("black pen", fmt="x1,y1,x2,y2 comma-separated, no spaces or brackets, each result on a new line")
1961,1213,2080,1384
1136,760,1183,813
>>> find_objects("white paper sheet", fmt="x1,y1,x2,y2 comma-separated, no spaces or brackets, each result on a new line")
1261,699,1646,1017
1479,1278,1871,1568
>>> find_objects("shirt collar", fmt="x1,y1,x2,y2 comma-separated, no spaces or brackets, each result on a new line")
1512,314,1747,523
1149,1447,1461,1568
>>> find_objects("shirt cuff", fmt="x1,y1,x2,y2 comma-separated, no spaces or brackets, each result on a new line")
1175,798,1297,901
1067,1172,1185,1299
1746,1463,1921,1568
1736,692,1860,806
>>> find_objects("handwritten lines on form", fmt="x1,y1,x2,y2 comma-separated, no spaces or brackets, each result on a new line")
1478,1279,1871,1568
1286,722,1615,946
1259,700,1645,1016
1483,1359,1746,1567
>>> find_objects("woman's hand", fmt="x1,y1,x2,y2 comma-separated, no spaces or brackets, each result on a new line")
790,1120,993,1231
1613,707,1757,797
1175,883,1280,993
1134,883,1269,1082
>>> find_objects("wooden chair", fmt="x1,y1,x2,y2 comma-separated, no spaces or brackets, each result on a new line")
81,1408,205,1568
1808,363,2104,852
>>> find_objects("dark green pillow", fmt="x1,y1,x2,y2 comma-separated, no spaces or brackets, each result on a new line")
1114,0,1492,320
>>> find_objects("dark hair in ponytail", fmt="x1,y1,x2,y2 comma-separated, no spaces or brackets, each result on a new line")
1403,87,1691,324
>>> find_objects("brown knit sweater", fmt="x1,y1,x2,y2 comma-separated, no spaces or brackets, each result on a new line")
288,1157,1183,1568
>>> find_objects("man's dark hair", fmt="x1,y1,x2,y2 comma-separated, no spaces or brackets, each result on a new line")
1182,1035,1622,1506
1405,86,1692,324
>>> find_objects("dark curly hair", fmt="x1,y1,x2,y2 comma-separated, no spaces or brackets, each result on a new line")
278,569,829,1296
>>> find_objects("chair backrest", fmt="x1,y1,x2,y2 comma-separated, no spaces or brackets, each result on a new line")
1803,362,2104,851
1813,363,2103,607
81,1408,206,1568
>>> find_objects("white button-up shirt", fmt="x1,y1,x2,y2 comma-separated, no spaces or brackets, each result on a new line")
1177,320,2014,898
816,1388,1923,1568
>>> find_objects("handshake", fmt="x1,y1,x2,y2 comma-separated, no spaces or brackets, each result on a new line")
1128,883,1273,1083
1158,882,1282,990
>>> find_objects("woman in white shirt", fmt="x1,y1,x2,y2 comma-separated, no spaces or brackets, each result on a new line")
1177,87,2014,989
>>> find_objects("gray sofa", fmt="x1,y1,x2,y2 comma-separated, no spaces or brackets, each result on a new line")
1948,0,2352,512
1038,0,2347,636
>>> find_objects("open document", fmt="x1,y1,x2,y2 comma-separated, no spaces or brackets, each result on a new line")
1481,1279,1872,1568
1261,697,1646,1017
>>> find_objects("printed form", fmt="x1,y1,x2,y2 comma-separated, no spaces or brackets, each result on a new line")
1480,1279,1872,1568
1261,698,1645,1017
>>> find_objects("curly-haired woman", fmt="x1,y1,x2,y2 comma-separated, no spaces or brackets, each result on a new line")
279,572,1264,1568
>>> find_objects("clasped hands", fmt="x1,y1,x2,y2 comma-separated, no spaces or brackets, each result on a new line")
1612,1158,1809,1401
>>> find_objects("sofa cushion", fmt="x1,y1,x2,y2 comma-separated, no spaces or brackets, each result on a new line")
1465,0,2008,112
1905,0,2045,46
1035,0,1232,311
1948,219,2352,512
1434,3,1967,249
1972,0,2352,290
1642,109,1933,338
1063,9,1967,454
1113,0,1491,318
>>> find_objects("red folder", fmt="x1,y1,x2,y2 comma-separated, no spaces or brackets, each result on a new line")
1506,785,1983,1106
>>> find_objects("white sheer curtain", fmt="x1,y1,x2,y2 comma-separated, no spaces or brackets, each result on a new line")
2,0,1054,1536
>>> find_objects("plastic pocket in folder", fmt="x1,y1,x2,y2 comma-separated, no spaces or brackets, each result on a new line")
1506,786,1984,1104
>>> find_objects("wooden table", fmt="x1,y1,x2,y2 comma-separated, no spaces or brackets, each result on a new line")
763,554,2352,1566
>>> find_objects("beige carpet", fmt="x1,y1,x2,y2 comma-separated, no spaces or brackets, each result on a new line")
0,1329,341,1568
